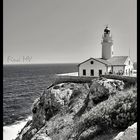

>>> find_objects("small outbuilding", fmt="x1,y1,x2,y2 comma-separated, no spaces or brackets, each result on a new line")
78,58,110,77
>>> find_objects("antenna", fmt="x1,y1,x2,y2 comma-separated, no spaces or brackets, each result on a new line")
129,48,130,57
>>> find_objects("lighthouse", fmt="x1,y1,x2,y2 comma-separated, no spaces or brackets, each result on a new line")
101,26,114,60
78,26,134,77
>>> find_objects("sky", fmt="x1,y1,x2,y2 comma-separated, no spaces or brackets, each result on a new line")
3,0,137,64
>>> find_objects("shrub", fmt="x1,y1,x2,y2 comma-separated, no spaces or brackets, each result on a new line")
69,87,137,139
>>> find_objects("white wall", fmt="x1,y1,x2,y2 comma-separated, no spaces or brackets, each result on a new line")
112,66,124,74
79,58,107,77
124,57,134,75
111,57,134,75
102,42,113,60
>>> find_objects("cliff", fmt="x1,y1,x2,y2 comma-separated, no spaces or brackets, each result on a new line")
15,77,137,140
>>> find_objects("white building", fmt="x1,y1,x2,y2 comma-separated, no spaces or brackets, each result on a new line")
78,26,134,77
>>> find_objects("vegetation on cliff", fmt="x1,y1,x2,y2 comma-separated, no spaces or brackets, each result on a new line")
15,77,137,140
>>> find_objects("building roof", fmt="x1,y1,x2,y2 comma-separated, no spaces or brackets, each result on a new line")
96,58,111,65
107,56,128,66
78,56,129,67
78,57,111,66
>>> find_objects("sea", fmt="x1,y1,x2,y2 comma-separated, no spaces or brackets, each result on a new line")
3,63,78,140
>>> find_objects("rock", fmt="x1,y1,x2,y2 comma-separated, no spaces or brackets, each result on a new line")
113,123,137,140
51,83,73,106
31,128,37,135
96,78,124,93
16,121,32,140
31,133,51,140
114,132,124,140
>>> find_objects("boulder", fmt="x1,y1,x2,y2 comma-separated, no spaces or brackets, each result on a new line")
96,78,124,92
113,123,137,140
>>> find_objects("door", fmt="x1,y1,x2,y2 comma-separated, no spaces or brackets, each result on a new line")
99,69,102,75
83,69,86,76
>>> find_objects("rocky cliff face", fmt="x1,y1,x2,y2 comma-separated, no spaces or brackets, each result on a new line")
15,78,137,140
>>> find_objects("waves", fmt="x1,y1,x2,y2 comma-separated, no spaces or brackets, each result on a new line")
3,116,32,140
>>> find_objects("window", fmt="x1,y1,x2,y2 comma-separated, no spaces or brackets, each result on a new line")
129,69,130,75
99,70,102,75
129,61,130,65
90,69,94,76
83,69,86,76
90,61,94,64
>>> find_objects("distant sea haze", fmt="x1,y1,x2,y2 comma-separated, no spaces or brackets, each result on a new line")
3,63,78,126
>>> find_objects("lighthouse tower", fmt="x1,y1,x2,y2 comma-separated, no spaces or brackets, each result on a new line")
101,26,113,60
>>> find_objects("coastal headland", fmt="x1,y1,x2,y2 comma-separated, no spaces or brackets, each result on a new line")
15,75,137,140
